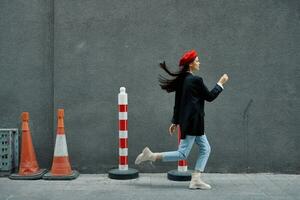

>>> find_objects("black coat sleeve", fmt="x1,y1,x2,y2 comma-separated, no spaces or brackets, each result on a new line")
171,90,180,124
196,77,223,102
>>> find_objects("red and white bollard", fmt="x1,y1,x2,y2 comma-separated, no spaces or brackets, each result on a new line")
177,128,188,172
118,87,128,170
167,126,192,181
108,87,139,180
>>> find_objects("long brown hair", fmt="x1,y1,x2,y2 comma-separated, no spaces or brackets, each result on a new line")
158,61,189,93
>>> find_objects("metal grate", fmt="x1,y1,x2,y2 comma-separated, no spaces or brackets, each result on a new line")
0,129,19,176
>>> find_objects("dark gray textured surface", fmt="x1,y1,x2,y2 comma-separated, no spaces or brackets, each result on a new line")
1,0,299,173
0,0,54,169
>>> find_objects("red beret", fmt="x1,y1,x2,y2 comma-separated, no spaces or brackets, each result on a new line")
179,50,198,66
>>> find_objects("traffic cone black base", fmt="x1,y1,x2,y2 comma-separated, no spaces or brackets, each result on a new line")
43,170,79,180
9,169,47,180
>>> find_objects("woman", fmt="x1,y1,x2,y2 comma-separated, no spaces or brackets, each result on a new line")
135,50,229,190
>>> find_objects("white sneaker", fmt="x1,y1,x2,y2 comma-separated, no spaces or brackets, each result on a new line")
189,172,212,190
135,147,156,165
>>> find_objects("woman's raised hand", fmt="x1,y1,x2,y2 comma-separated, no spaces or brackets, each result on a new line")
169,124,178,136
218,74,229,85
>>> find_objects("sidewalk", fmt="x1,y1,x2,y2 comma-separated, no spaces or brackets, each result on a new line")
0,173,299,200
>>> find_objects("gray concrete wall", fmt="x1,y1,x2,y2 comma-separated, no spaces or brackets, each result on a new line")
0,0,54,168
1,0,299,173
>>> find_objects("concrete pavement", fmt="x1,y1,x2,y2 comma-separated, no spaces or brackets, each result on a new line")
0,173,299,200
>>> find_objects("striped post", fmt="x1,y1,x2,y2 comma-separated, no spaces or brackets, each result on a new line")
118,87,128,170
177,127,188,172
108,87,139,179
167,125,192,181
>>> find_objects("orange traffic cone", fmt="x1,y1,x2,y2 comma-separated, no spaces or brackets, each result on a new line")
9,112,47,180
43,109,79,180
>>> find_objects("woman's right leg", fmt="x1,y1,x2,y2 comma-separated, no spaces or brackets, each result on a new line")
135,136,195,165
161,136,195,162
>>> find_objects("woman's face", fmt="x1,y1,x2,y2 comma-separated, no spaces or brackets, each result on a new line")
189,56,200,71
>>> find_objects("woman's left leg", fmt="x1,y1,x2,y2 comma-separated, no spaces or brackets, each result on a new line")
194,134,211,172
189,134,212,190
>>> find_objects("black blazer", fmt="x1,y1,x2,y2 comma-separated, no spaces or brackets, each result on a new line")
172,73,223,139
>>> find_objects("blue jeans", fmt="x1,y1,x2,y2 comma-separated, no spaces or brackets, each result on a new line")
162,134,211,172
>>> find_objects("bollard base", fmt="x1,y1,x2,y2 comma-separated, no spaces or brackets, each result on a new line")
167,169,192,181
43,170,79,180
9,169,48,180
108,168,139,180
